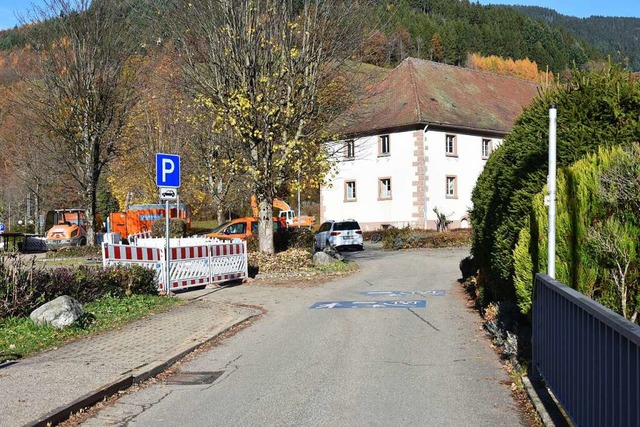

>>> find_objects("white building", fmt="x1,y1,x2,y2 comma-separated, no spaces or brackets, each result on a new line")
321,58,539,230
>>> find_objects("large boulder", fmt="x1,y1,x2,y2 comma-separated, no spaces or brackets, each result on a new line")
313,247,344,266
313,251,334,266
30,295,84,329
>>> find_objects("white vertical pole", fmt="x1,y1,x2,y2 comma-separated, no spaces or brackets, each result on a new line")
297,171,301,228
548,106,557,279
165,200,171,295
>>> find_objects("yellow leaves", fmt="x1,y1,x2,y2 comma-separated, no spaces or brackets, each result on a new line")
290,48,299,58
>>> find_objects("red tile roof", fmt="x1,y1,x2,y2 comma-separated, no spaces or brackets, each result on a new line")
334,57,540,137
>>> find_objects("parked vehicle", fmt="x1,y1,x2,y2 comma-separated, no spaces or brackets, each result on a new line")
109,203,191,241
205,216,286,240
44,209,91,248
251,195,316,228
314,219,364,252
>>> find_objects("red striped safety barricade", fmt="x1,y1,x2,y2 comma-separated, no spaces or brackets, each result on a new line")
101,239,248,292
128,230,153,246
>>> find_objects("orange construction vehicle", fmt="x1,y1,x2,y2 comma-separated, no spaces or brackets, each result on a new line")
108,203,191,241
45,209,95,248
250,196,316,228
204,216,286,240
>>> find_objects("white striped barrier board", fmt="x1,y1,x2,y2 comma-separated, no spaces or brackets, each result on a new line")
128,230,152,245
102,240,248,291
133,236,233,248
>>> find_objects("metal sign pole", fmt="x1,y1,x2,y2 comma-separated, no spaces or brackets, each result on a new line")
548,105,557,279
156,153,180,295
165,199,171,295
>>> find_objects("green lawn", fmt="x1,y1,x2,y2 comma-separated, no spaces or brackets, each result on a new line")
0,294,183,362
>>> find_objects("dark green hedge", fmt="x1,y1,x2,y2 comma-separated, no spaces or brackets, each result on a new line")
470,64,640,303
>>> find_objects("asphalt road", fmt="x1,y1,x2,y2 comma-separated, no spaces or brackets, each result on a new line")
81,245,526,426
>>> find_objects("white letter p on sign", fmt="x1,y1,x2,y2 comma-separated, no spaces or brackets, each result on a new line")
162,158,175,182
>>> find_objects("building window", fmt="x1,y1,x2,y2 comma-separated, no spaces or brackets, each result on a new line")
345,180,357,201
379,135,390,156
446,176,457,198
482,138,492,159
445,134,457,156
379,177,392,199
344,140,355,160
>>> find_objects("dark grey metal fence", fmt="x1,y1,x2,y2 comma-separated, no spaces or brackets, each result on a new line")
532,273,640,427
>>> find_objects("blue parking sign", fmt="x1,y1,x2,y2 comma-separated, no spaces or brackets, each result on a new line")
156,153,181,188
0,223,4,233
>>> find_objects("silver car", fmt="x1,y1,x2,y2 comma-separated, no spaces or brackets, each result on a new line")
314,220,364,252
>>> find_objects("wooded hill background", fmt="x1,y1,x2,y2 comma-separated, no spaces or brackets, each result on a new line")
2,0,638,72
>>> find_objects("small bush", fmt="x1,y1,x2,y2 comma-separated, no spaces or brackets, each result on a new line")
151,218,186,238
285,228,315,251
0,253,158,319
246,235,259,253
245,228,313,253
381,227,471,250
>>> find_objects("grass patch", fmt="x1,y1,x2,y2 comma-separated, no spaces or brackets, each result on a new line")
45,245,102,259
190,220,222,236
313,260,359,273
192,220,220,229
0,294,182,362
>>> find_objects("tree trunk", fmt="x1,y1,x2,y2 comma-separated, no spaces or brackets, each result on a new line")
217,204,225,226
257,195,274,254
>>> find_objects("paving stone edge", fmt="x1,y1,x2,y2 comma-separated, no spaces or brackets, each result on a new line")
25,311,260,427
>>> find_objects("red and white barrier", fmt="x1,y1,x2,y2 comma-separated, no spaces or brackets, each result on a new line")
128,230,152,245
102,239,248,292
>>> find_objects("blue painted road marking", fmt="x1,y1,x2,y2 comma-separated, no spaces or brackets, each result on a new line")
360,290,445,297
310,300,427,309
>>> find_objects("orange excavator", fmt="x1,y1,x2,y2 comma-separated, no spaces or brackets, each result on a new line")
250,196,316,228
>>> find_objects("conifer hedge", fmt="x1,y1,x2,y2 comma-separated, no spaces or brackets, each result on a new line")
470,64,640,304
513,144,640,320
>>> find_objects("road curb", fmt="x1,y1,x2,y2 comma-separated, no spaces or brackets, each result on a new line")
26,311,260,427
522,375,571,427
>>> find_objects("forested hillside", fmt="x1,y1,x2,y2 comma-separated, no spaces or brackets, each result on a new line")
516,6,640,71
368,0,599,73
0,0,606,74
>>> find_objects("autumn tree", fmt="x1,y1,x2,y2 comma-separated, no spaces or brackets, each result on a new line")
466,52,553,84
172,0,372,253
430,32,444,62
186,101,246,223
19,0,139,244
106,48,189,210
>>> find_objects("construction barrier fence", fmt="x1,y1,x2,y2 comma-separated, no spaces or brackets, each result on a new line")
128,230,152,245
101,239,248,292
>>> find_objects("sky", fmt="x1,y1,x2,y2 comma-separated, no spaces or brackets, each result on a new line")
1,0,640,31
477,0,640,18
